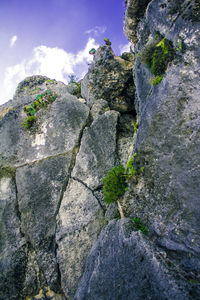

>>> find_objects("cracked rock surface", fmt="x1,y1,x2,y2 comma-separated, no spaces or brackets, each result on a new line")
0,73,134,299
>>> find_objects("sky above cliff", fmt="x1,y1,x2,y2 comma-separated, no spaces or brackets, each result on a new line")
0,0,130,105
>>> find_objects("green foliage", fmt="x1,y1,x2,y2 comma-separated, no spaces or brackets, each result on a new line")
140,166,144,173
140,37,174,84
152,75,163,86
132,117,139,134
46,79,54,83
131,217,147,234
89,48,96,55
22,90,57,129
104,38,111,46
176,41,182,52
22,115,37,129
103,165,127,205
125,154,137,179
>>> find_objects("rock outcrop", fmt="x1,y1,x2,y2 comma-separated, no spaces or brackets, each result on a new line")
0,48,135,299
0,0,200,299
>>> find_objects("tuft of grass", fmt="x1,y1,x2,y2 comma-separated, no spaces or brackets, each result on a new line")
131,217,147,234
152,75,163,86
22,90,57,130
22,116,37,129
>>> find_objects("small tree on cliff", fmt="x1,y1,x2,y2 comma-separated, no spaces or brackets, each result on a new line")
102,165,127,218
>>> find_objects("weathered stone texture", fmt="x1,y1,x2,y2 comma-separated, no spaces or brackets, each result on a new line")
72,110,119,190
124,0,200,283
75,219,195,300
81,46,135,112
56,179,105,299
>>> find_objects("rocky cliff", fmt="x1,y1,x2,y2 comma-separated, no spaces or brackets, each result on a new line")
0,1,200,299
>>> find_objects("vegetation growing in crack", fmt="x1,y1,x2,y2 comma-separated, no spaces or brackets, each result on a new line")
131,217,147,234
103,165,127,218
132,117,139,134
22,90,57,129
102,154,139,218
140,36,174,85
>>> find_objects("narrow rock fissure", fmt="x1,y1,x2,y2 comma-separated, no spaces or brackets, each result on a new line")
55,110,92,217
13,173,25,239
71,176,105,212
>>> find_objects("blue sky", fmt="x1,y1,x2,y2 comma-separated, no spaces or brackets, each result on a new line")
0,0,130,105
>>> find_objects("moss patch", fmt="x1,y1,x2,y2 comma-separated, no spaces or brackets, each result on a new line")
140,37,174,84
0,167,16,179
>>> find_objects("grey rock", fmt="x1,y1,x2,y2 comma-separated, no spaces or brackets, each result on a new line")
81,46,135,112
75,219,195,300
56,178,105,299
128,0,200,278
0,94,89,168
72,110,119,190
16,154,72,291
0,174,27,300
90,99,110,119
123,0,151,45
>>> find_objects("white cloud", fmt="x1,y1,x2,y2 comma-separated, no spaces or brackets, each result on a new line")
9,35,18,48
119,42,131,54
85,26,107,36
0,38,99,105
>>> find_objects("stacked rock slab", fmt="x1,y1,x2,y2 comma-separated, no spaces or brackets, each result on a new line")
0,42,136,300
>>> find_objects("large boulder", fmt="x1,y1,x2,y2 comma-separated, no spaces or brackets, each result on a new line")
75,219,196,300
81,46,135,112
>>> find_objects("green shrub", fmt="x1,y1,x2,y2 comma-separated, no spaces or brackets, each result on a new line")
131,217,147,234
22,116,37,129
103,165,127,205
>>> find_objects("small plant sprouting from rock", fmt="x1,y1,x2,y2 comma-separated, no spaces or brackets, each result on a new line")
132,117,139,134
22,115,37,129
89,48,96,55
125,153,137,180
104,38,111,46
131,217,147,234
22,90,57,130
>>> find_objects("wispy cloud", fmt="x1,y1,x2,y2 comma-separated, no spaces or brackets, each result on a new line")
85,26,107,36
1,38,99,105
119,42,131,54
9,35,18,48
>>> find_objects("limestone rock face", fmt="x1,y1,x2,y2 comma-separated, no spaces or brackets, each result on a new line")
81,46,135,112
56,179,105,299
0,73,134,299
1,0,200,298
75,219,194,300
124,0,200,290
123,0,151,45
72,110,119,190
